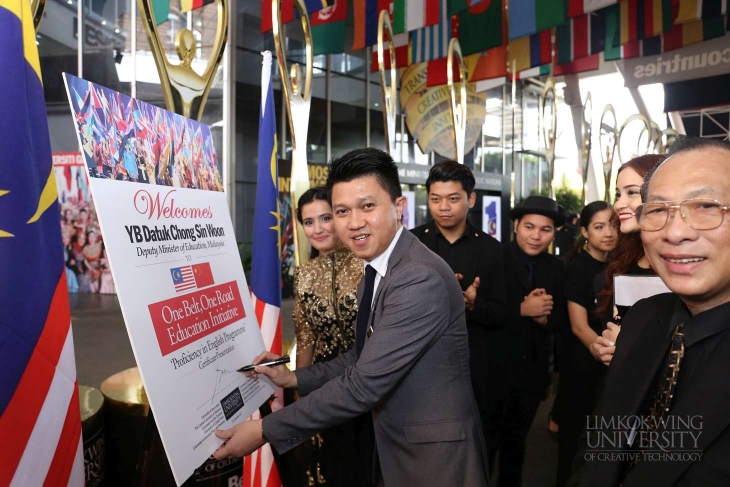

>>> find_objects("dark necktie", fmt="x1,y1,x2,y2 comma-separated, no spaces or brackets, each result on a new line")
526,259,537,289
356,265,377,355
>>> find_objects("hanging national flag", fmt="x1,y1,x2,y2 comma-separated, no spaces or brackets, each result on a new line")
411,0,451,63
371,33,410,70
509,0,566,40
604,36,660,60
0,0,84,485
664,15,726,50
469,45,508,81
311,0,347,55
181,0,214,14
448,0,484,16
508,30,551,73
518,64,552,78
553,52,601,74
568,0,618,17
457,0,504,55
352,0,392,50
393,0,439,33
613,0,674,46
247,50,283,487
261,0,329,33
556,10,607,64
675,0,727,24
643,0,673,37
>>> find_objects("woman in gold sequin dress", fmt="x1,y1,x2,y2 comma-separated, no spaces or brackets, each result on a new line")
291,187,374,487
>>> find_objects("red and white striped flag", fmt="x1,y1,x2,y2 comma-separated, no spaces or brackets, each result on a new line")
244,50,283,487
0,0,84,484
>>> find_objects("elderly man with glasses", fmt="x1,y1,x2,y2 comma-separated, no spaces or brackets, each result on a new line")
569,136,730,487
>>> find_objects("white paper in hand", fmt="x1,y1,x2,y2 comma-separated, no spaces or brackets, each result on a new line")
614,275,672,307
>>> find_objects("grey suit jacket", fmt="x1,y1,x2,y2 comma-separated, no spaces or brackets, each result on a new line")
263,230,489,487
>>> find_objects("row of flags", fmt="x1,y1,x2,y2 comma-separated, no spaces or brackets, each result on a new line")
260,0,730,85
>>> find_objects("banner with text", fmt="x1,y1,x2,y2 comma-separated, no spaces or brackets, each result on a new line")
623,35,730,88
63,74,274,486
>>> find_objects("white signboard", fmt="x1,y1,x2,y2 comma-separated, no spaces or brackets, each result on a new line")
64,74,274,485
614,275,671,307
482,195,501,241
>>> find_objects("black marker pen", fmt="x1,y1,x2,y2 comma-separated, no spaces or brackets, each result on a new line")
238,355,290,372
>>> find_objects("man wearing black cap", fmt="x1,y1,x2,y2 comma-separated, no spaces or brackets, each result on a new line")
485,195,568,486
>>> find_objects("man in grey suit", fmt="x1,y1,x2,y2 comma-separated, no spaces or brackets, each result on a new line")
213,148,489,486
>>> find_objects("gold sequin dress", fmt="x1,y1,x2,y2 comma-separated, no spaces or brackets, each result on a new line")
291,248,375,487
294,247,362,364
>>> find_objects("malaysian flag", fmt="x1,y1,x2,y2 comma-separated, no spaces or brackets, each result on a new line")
245,50,282,487
171,266,196,292
0,0,84,484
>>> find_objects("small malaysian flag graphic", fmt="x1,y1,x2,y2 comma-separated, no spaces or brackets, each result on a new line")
171,266,196,292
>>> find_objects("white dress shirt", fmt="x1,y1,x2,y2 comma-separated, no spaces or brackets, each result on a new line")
363,226,404,306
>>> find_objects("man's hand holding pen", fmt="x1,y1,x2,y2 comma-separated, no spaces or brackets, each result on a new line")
213,351,296,460
241,351,298,389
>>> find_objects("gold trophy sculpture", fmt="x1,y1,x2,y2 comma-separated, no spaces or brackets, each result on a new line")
447,38,467,164
30,0,46,32
273,0,313,267
377,10,397,155
580,93,593,206
137,0,228,121
617,113,652,164
660,127,679,153
598,104,618,202
540,77,558,197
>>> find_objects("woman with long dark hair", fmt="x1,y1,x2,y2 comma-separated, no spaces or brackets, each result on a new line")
590,154,666,365
290,187,374,486
555,201,617,486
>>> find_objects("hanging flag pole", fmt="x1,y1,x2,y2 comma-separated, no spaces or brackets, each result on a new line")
580,92,593,206
377,9,397,155
599,104,617,202
447,37,467,164
272,0,313,267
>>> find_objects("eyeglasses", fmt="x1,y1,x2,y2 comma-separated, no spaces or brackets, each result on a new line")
635,199,730,232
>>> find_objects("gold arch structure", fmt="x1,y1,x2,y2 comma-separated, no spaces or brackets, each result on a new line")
377,10,397,155
273,0,313,267
31,0,45,32
581,93,593,206
540,77,558,197
599,104,617,202
617,113,653,165
137,0,228,120
447,38,467,164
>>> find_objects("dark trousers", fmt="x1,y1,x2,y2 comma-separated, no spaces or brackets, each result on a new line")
484,389,541,487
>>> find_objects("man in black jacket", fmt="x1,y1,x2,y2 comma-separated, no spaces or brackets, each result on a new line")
570,136,730,487
488,195,567,486
411,161,507,444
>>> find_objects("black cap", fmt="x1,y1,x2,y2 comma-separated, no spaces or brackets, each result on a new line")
509,195,566,227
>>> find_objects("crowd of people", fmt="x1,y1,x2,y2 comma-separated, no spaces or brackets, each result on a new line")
68,76,223,192
60,205,113,294
211,136,730,487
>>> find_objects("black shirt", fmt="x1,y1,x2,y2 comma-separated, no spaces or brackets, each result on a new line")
565,251,608,335
412,220,507,329
665,299,730,402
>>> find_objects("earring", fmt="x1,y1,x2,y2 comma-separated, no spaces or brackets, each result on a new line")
583,240,590,251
